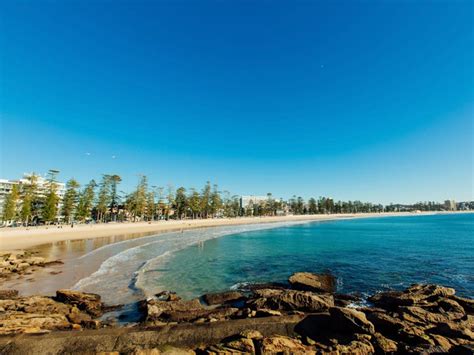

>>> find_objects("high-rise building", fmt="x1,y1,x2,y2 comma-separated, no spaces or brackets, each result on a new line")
444,200,456,211
0,173,66,223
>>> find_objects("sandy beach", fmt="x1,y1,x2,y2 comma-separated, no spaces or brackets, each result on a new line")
1,211,469,251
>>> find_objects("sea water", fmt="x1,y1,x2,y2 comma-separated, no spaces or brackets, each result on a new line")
74,214,473,306
139,214,474,299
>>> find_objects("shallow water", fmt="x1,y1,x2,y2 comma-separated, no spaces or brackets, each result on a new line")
7,214,473,308
144,214,474,299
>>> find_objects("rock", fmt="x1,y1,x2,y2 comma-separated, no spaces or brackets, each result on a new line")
0,312,71,335
288,272,336,293
429,334,452,352
144,298,203,320
255,309,282,317
369,284,456,310
334,338,375,355
448,295,474,315
82,319,102,329
364,311,406,336
55,289,103,317
239,329,263,340
329,307,375,334
0,289,19,299
251,289,334,312
203,291,244,305
155,291,182,302
399,306,450,325
67,305,92,324
428,321,474,341
259,335,315,354
225,338,255,353
372,332,398,353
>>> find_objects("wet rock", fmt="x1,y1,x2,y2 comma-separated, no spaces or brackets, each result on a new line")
329,307,375,334
288,272,336,293
155,291,182,302
251,289,334,312
55,289,103,317
202,291,244,306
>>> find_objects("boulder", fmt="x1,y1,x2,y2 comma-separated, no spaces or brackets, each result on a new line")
333,338,375,355
255,309,282,317
202,291,244,305
251,289,334,312
329,307,375,334
372,332,398,353
289,272,336,293
67,305,92,324
225,337,255,353
448,295,474,315
258,335,315,354
144,298,203,321
0,312,71,335
55,289,103,317
427,321,474,341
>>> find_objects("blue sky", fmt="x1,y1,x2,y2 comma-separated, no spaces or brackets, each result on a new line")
0,1,473,204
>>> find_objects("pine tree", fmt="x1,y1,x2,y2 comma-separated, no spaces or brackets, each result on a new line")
20,174,39,225
42,170,60,224
62,178,80,223
2,184,19,223
76,180,97,222
175,187,187,219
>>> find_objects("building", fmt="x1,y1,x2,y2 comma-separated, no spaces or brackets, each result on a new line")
444,200,456,211
0,173,66,223
240,195,269,209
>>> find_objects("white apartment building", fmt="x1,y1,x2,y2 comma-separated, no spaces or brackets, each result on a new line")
0,173,66,223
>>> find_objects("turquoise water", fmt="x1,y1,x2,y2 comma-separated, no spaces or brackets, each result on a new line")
152,214,474,299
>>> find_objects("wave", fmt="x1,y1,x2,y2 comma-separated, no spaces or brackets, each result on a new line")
72,220,308,304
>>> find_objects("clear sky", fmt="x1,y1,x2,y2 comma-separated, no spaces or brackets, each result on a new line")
1,1,473,204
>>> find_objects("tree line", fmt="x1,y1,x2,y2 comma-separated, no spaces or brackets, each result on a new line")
1,171,465,225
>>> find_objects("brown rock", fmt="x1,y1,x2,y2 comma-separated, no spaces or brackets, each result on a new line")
259,335,315,354
428,321,474,341
255,309,282,317
449,295,474,314
239,329,263,339
251,289,334,312
372,332,398,353
329,307,375,334
67,305,92,324
288,272,336,293
0,312,71,335
334,338,375,355
225,338,255,353
203,291,244,305
0,289,19,299
55,289,103,317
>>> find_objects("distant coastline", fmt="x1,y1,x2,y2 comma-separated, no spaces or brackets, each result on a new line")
1,211,471,251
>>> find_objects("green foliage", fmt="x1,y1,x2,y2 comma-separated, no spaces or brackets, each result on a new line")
175,187,187,219
76,180,97,221
20,174,39,224
2,184,19,222
62,178,80,223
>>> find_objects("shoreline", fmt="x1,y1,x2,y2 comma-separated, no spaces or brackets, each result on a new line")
1,211,470,251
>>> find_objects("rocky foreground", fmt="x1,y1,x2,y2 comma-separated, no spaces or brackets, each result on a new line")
0,272,473,354
0,251,63,280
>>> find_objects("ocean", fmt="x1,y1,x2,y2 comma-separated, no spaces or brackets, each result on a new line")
73,213,473,305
